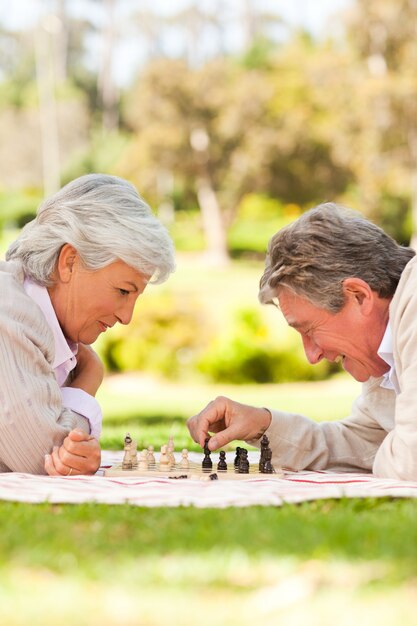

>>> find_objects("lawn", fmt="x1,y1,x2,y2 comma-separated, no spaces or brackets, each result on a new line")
0,249,415,624
2,375,417,626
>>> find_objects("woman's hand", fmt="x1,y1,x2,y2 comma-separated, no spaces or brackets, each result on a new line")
69,343,104,397
44,429,101,476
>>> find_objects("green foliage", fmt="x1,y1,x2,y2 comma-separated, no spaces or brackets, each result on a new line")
96,292,207,379
168,210,205,252
197,307,337,384
0,188,40,227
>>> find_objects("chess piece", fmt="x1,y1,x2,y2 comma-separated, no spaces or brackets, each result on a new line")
147,445,156,465
122,433,133,470
138,449,148,470
238,448,250,473
130,439,138,469
259,434,270,472
167,437,176,467
217,450,227,471
180,449,190,469
159,444,170,470
234,446,242,469
263,447,274,474
202,437,213,469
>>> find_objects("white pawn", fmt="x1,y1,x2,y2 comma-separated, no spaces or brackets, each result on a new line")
147,445,156,465
159,444,170,470
180,449,189,470
138,449,148,470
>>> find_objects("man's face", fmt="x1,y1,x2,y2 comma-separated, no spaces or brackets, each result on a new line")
277,285,390,382
50,254,148,344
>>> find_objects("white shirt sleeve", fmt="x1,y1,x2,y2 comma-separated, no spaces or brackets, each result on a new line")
60,387,102,439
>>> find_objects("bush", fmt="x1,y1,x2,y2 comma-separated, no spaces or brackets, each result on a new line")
197,307,338,383
96,291,208,379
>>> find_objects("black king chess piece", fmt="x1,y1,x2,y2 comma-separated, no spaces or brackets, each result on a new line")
202,437,213,470
263,447,274,474
217,450,227,471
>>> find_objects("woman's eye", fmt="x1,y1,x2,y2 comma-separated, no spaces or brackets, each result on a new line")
119,289,130,296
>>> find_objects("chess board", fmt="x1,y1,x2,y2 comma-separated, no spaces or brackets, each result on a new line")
104,460,283,480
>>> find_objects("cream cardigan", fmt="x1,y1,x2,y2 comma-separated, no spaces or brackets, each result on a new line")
254,255,417,481
0,260,88,473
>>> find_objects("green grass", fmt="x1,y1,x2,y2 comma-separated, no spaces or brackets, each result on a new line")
0,498,416,625
0,375,411,625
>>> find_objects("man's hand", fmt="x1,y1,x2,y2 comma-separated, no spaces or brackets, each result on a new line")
186,396,272,451
44,428,101,476
69,344,104,397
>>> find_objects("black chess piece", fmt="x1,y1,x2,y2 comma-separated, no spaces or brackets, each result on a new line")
259,434,270,472
234,446,242,468
238,448,250,474
263,447,274,474
202,437,213,469
217,450,227,471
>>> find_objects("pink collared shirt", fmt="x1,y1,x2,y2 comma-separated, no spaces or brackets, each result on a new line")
23,278,102,439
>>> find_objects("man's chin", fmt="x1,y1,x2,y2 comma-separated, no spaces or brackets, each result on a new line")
342,361,370,383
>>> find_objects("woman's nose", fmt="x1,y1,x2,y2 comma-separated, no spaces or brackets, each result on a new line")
116,299,136,325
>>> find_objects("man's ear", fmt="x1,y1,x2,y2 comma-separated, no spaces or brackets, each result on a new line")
56,244,78,283
342,277,374,313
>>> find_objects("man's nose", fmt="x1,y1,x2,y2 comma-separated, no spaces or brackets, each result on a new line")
302,335,323,365
116,299,136,325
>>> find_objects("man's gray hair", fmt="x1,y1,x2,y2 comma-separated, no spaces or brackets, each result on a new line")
7,173,175,285
259,202,415,312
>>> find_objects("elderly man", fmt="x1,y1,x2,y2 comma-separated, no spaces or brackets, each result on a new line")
187,203,417,481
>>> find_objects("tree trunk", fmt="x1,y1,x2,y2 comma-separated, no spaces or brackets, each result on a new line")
196,176,229,266
98,0,119,132
35,19,61,196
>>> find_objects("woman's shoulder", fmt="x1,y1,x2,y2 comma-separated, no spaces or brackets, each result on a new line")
0,260,53,345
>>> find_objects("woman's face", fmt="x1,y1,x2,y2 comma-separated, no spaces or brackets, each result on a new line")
49,245,148,344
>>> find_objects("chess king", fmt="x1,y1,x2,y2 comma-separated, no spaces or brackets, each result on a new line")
187,203,417,481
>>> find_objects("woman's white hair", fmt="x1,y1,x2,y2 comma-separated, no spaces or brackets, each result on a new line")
6,173,175,285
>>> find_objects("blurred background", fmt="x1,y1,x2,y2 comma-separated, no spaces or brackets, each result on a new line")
1,0,415,447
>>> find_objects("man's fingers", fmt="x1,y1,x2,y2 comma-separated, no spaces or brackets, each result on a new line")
208,424,242,451
187,396,229,446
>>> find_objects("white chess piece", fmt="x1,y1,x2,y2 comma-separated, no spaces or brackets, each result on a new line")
138,449,148,470
159,444,170,470
131,439,138,469
180,449,189,469
147,445,156,465
167,438,175,467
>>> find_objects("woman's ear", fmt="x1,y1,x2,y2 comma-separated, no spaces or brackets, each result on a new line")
342,277,373,314
56,244,78,283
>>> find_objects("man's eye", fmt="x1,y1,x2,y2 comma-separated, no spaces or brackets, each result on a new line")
119,289,130,296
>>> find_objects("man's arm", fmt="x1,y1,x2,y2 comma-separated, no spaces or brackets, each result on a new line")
188,379,394,473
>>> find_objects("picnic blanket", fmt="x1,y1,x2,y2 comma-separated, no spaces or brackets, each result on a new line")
0,450,416,507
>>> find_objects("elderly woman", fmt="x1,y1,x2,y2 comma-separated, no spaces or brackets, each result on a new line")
1,174,175,475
